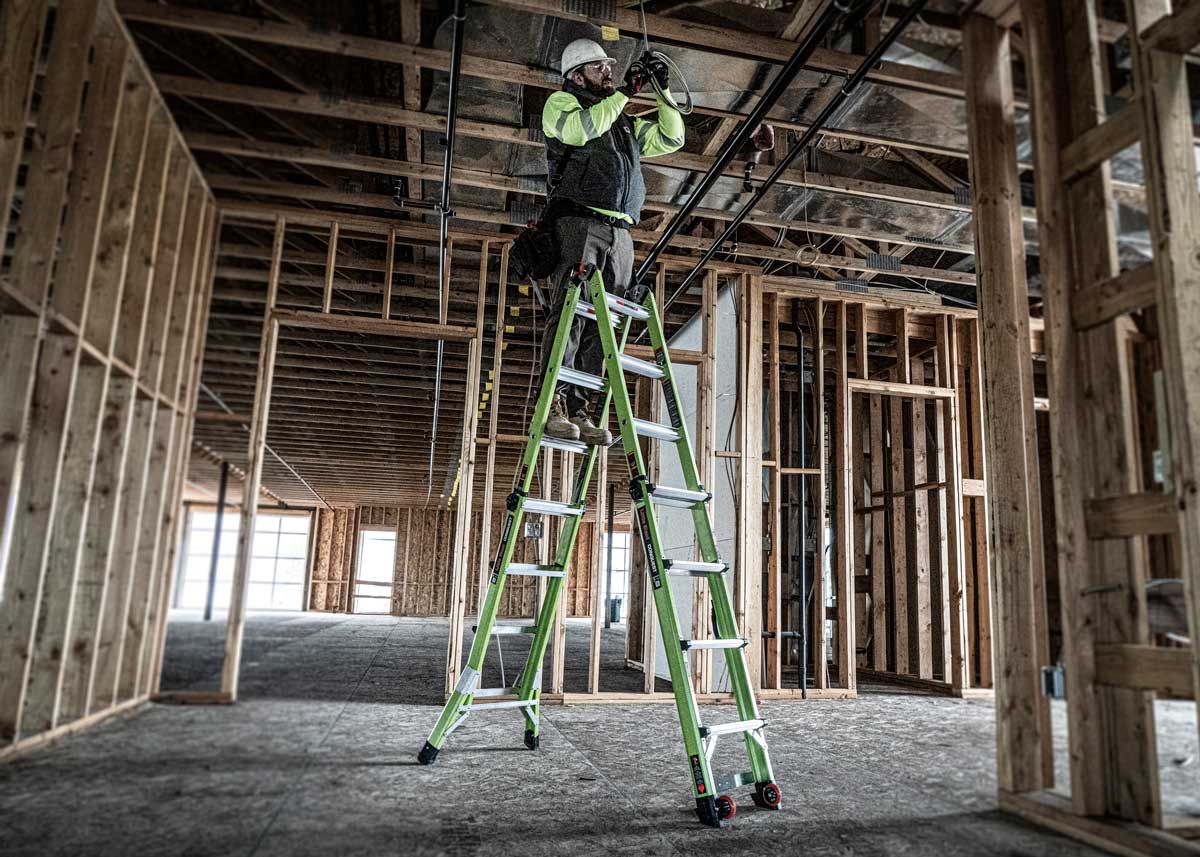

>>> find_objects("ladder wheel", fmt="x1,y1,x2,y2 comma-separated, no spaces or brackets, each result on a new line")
753,781,782,809
716,795,736,821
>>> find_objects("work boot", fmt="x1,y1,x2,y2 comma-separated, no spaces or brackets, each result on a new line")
545,394,580,441
571,409,612,446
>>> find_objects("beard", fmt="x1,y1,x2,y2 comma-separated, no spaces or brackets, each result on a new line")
583,76,614,96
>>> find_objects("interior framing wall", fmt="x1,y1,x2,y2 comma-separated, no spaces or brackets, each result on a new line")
0,0,218,758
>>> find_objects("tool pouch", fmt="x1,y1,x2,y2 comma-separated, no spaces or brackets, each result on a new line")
509,220,560,282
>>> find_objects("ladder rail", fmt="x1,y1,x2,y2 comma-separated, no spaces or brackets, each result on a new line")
641,285,776,789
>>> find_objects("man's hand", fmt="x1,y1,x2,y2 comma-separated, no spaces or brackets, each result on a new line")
618,60,646,97
647,57,669,91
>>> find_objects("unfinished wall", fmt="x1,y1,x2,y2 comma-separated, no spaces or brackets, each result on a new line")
0,1,217,756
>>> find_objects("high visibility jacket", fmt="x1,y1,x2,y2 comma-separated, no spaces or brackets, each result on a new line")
542,81,684,225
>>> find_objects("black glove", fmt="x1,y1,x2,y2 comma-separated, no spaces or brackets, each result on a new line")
618,61,646,97
647,57,669,91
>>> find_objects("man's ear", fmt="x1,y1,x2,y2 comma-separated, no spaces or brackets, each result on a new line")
569,70,584,87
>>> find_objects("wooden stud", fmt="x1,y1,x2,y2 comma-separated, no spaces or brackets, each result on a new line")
834,303,856,689
220,216,284,700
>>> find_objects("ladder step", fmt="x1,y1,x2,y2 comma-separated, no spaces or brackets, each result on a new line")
541,435,589,455
700,719,767,739
473,686,518,698
665,559,727,577
603,293,650,320
633,418,680,442
459,698,537,712
475,623,536,635
522,497,583,517
558,367,606,392
506,563,565,578
619,353,664,380
681,638,747,651
648,484,710,507
573,301,619,326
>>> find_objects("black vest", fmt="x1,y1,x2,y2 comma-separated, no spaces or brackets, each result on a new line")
545,81,645,224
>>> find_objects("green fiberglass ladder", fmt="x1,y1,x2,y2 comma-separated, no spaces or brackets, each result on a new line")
417,264,780,828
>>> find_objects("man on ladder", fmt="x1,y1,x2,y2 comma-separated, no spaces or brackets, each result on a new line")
539,38,684,445
418,38,780,829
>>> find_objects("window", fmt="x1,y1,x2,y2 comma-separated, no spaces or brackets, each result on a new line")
600,531,631,623
353,529,396,614
174,510,310,613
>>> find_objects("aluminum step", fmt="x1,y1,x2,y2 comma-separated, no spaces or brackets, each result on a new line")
603,293,650,320
541,435,588,455
664,559,727,577
473,686,518,698
522,497,583,517
558,367,605,392
648,484,710,507
506,563,565,578
475,623,536,635
573,301,619,326
633,418,679,442
459,698,537,712
681,638,748,651
619,353,664,379
700,719,767,739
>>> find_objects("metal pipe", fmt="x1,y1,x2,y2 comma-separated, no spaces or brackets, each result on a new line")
428,0,468,504
631,0,845,285
792,300,807,698
663,0,930,310
204,461,230,622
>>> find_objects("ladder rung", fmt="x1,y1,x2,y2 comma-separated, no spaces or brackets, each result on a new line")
541,435,588,455
558,367,605,392
681,638,747,651
522,497,583,517
633,418,679,442
574,301,620,326
477,623,536,635
459,698,537,712
701,718,766,738
604,293,650,320
665,559,727,576
648,484,710,507
473,686,518,698
619,353,664,380
506,563,565,578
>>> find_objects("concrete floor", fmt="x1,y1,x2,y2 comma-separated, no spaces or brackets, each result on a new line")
1,613,1196,856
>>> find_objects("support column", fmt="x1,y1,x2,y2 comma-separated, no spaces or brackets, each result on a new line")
962,13,1051,794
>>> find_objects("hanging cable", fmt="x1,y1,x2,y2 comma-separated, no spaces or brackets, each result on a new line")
634,0,694,115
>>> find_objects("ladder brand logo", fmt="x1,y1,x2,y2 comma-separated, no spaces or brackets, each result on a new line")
636,505,662,590
489,517,515,584
689,754,707,794
662,377,681,429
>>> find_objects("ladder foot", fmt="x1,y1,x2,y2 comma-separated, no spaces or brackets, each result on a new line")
753,781,782,810
417,741,440,765
523,729,540,751
695,795,725,828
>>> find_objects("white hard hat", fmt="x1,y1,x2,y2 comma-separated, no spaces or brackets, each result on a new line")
560,38,615,76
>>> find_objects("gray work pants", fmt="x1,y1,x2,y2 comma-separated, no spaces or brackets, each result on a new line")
539,216,634,415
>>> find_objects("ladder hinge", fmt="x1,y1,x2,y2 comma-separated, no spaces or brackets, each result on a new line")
506,490,526,512
628,474,648,502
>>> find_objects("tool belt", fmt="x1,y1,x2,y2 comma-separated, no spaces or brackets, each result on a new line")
508,199,629,283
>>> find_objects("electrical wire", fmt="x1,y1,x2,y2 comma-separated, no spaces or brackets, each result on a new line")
636,0,694,114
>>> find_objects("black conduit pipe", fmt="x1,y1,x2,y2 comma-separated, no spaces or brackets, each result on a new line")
631,0,845,285
427,0,467,503
662,0,930,311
